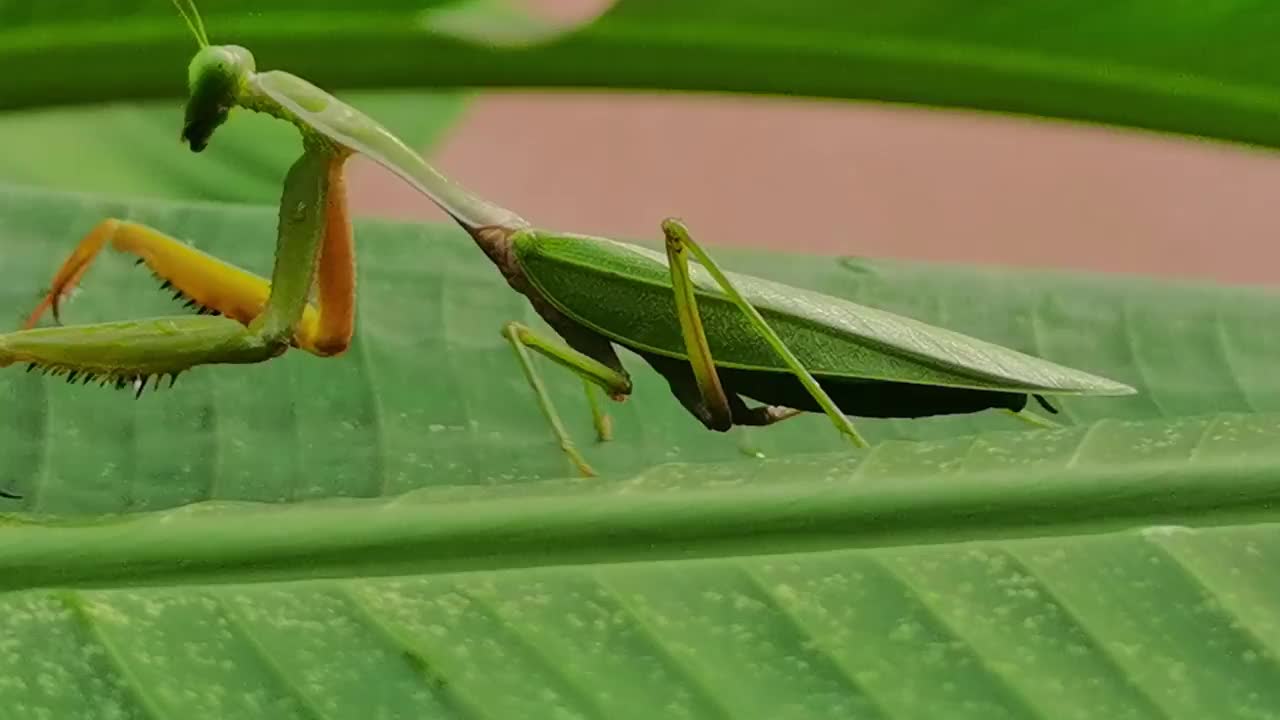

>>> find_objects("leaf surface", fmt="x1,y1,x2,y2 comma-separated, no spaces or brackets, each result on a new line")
0,179,1277,718
4,185,1277,507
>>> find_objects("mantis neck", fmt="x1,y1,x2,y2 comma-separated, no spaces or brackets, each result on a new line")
243,70,532,234
466,224,531,293
237,71,537,293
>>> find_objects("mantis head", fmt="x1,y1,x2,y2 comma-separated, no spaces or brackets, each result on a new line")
170,0,255,152
182,44,256,152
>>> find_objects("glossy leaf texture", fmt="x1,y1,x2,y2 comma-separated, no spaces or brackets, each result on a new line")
4,1,1280,150
2,186,1280,717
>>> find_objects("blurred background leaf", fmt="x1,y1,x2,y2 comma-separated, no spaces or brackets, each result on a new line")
0,92,466,202
4,1,1280,146
6,1,1280,205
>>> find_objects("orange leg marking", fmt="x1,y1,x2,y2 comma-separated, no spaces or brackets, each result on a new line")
111,223,273,327
22,220,116,329
21,156,357,358
305,153,357,357
20,219,327,353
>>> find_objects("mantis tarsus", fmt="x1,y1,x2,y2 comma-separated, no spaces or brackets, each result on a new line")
0,1,1136,478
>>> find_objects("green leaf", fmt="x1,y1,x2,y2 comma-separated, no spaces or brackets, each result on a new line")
4,183,1276,510
3,403,1280,716
6,1,1280,150
3,181,1280,714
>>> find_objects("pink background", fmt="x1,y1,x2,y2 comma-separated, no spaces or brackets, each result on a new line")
350,0,1280,286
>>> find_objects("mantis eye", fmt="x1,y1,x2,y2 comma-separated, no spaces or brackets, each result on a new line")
182,45,255,152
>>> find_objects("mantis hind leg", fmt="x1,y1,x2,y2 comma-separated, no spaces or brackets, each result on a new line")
731,397,803,426
641,350,801,430
501,321,633,477
659,218,869,448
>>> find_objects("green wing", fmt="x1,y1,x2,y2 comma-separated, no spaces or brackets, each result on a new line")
249,71,526,231
515,230,1135,396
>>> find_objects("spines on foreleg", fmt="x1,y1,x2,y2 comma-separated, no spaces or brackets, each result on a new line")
19,359,180,398
1,315,281,397
135,258,225,317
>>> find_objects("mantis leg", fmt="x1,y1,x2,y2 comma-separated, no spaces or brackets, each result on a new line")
730,398,804,426
2,145,353,385
23,218,316,334
660,218,869,448
1009,409,1060,428
582,379,613,442
502,321,633,477
1008,395,1061,428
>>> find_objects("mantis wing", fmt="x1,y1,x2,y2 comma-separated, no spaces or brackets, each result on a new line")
515,230,1136,396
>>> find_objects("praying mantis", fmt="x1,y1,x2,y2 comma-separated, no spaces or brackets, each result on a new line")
0,1,1136,477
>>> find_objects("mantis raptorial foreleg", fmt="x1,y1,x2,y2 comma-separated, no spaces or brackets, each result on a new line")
659,218,870,448
1,145,355,386
501,321,633,476
25,219,309,332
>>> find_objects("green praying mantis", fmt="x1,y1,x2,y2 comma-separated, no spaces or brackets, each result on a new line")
0,1,1136,478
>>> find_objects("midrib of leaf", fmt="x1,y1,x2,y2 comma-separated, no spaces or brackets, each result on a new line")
2,412,1279,594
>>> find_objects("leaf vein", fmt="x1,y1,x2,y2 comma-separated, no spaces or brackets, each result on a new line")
869,556,1050,720
736,563,892,720
1001,551,1174,719
590,573,736,720
336,584,487,720
214,594,334,720
61,590,170,720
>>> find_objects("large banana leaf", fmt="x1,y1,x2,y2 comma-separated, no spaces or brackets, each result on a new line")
1,185,1279,717
8,185,1277,509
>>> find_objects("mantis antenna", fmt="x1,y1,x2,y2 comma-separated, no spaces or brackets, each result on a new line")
170,0,210,48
